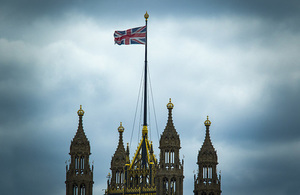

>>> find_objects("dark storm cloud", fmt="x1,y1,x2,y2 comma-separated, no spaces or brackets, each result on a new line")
0,43,67,194
204,0,300,19
0,135,67,194
1,0,300,21
256,85,300,142
216,72,300,194
2,0,300,43
0,0,74,18
223,147,300,195
0,63,41,124
0,40,91,194
0,97,60,193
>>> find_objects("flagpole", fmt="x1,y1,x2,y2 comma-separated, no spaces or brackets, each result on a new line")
142,12,149,137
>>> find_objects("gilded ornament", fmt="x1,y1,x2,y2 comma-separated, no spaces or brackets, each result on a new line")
118,122,125,133
144,11,149,20
204,116,211,126
77,105,85,116
167,98,174,109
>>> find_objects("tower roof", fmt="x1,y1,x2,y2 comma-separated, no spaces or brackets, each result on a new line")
111,122,126,168
198,116,218,164
160,98,180,148
70,105,90,154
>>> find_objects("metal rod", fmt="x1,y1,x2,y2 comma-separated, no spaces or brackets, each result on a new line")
143,16,148,127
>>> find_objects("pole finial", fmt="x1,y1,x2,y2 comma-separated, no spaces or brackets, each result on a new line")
144,11,149,20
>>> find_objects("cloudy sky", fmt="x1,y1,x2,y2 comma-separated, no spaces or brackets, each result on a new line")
1,0,300,195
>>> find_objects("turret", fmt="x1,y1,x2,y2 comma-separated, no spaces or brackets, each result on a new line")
156,99,184,195
66,105,94,195
109,122,127,189
194,116,221,195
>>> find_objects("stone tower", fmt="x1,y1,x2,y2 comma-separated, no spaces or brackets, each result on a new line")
156,99,184,195
108,122,127,190
194,117,221,195
66,105,94,195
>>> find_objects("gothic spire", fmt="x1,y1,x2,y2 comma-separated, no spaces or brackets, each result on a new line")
70,105,90,154
115,122,126,154
157,98,184,195
160,98,180,146
198,116,217,164
111,122,126,167
194,116,221,195
66,105,93,195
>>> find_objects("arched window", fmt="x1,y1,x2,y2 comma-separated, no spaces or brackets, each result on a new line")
116,171,120,184
80,157,84,170
208,167,212,179
80,184,85,195
163,178,169,194
170,151,174,164
171,178,176,194
75,156,80,175
73,184,78,195
75,157,79,169
121,172,123,184
203,166,213,178
203,166,213,184
165,150,169,163
203,166,207,179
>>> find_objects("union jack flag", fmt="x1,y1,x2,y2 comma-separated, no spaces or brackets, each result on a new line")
114,26,146,45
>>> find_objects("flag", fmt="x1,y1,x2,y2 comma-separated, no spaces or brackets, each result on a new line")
114,26,146,45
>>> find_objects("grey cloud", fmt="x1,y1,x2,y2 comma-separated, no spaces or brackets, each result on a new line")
1,0,300,22
222,145,300,195
0,132,67,195
222,77,300,145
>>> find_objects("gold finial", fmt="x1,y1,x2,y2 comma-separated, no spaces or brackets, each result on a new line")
204,116,211,126
118,122,124,133
144,11,149,20
77,105,84,116
167,98,174,109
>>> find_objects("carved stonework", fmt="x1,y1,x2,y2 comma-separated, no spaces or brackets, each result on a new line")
194,117,221,195
106,121,157,195
66,106,94,195
156,99,184,195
